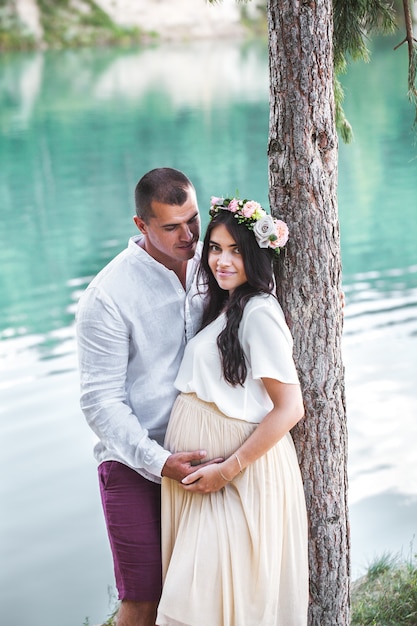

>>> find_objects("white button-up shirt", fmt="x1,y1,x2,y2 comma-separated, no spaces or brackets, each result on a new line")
76,236,204,483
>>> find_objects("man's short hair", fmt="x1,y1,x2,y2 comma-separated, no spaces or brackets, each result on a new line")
135,168,194,222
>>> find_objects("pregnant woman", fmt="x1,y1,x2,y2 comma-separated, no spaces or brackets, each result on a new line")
157,197,309,626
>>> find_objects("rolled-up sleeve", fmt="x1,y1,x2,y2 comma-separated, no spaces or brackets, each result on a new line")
76,287,171,479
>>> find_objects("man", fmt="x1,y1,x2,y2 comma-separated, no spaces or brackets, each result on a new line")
76,168,214,626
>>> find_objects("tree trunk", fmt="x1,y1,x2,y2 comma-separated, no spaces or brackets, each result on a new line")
267,1,350,624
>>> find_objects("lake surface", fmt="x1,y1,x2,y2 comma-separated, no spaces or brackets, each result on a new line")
1,36,416,626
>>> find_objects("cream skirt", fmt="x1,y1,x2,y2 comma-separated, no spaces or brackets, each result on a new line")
156,393,309,626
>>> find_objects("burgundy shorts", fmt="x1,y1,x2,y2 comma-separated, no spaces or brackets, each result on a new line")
98,461,162,602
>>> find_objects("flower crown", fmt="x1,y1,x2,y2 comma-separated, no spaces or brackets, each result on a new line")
209,196,289,254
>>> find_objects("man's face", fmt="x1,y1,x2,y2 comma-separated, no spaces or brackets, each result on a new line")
134,186,201,267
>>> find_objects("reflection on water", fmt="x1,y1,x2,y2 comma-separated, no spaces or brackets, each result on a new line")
0,40,270,344
0,36,416,625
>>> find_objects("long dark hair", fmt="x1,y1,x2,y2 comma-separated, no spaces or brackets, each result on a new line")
198,210,276,386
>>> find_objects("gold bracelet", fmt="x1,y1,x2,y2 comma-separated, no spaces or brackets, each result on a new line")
234,452,243,473
217,466,230,482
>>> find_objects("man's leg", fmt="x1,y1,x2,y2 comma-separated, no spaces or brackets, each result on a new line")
116,599,157,626
98,462,162,626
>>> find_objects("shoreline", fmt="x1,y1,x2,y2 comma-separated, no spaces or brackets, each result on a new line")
2,0,266,51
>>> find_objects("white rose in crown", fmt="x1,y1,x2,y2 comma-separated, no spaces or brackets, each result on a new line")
253,215,276,248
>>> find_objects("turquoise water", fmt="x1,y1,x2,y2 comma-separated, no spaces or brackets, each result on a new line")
0,36,416,625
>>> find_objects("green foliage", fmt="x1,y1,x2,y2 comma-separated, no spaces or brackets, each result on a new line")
366,552,399,580
333,0,396,143
103,610,117,626
409,45,417,124
334,74,353,144
333,0,396,72
36,0,142,48
351,553,417,625
0,0,36,50
240,2,268,37
0,0,148,55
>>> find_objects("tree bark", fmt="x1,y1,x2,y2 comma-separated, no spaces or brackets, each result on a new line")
267,0,350,624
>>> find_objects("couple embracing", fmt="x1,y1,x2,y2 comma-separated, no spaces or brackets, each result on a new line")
76,167,309,626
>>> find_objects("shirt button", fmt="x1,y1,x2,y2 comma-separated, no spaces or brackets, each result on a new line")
178,288,183,294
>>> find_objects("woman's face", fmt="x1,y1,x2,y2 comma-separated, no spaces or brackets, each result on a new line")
207,224,248,295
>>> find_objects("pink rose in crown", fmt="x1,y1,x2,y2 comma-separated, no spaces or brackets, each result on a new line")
241,200,261,218
227,198,239,212
211,196,223,206
270,219,289,248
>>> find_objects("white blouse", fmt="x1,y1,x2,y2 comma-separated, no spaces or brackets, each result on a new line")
175,294,299,423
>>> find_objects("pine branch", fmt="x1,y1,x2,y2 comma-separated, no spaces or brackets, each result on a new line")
333,0,396,71
394,0,417,124
333,0,396,142
334,75,353,143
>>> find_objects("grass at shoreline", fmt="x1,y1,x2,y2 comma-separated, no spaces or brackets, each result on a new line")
351,552,417,625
